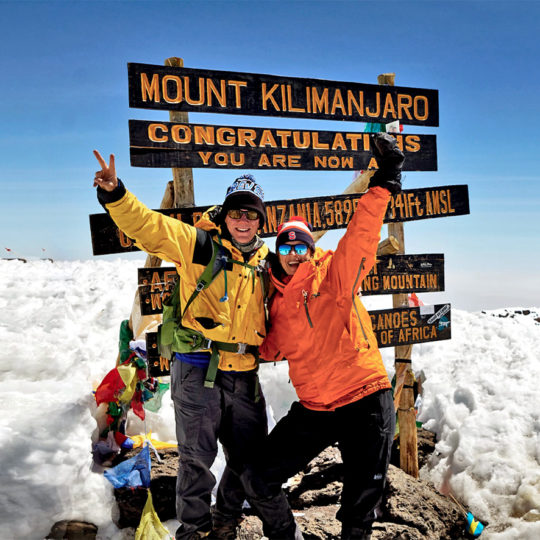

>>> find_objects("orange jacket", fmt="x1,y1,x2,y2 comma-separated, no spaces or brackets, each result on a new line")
260,186,392,411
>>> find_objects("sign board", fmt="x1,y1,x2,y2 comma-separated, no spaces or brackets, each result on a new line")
128,62,439,126
362,254,444,296
90,185,469,256
129,120,437,171
145,303,451,375
138,253,444,316
369,303,451,348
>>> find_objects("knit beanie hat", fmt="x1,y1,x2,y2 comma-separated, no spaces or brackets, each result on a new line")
221,174,266,226
276,216,315,251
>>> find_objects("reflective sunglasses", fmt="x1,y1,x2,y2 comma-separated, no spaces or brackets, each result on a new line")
227,209,259,221
278,243,309,256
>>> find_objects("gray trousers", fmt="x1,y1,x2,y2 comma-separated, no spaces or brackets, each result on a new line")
171,360,268,539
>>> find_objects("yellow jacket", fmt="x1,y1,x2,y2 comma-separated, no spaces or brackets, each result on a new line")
105,190,269,371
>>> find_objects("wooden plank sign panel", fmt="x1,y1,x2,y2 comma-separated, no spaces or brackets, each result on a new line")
369,304,451,348
145,332,170,377
362,254,444,296
129,120,437,171
138,253,444,315
90,185,469,256
128,62,439,127
145,303,451,375
138,267,177,316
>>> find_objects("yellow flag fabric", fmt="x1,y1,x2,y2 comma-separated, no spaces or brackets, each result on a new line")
131,432,177,450
135,490,171,540
117,364,138,403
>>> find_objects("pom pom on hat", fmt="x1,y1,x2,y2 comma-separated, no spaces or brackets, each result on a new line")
276,216,315,251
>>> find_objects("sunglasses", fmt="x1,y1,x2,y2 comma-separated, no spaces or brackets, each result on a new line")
227,209,259,221
278,243,309,256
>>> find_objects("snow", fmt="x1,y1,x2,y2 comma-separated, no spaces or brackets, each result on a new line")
0,259,539,539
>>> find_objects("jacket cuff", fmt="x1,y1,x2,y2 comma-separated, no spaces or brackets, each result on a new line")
97,178,126,207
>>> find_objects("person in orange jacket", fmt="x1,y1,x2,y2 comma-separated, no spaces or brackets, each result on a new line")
244,133,404,540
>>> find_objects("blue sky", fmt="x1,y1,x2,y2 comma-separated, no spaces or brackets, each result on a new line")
1,0,539,311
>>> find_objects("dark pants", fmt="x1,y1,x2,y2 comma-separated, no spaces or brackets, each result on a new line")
244,389,395,538
171,360,268,539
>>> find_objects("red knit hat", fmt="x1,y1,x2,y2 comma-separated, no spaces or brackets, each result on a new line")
276,216,315,251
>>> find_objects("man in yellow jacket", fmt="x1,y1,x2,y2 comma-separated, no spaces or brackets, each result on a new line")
93,151,271,539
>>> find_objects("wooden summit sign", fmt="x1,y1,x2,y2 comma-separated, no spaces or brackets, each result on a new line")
129,120,437,171
370,303,451,348
144,303,452,376
128,63,439,126
137,254,444,316
89,185,469,256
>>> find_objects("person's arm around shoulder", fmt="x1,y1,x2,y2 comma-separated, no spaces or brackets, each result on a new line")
330,133,405,293
92,150,198,267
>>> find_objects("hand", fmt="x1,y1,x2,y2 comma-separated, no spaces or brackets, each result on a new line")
93,150,118,192
369,133,405,194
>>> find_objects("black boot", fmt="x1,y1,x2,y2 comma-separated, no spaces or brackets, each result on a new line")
208,509,243,540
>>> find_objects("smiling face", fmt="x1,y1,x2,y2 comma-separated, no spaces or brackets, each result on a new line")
224,209,260,244
278,241,313,276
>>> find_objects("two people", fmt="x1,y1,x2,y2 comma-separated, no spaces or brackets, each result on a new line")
92,132,404,539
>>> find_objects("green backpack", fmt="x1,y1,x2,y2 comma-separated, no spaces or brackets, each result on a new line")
157,238,267,388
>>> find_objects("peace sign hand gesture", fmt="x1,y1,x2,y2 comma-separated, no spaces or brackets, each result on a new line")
93,150,118,192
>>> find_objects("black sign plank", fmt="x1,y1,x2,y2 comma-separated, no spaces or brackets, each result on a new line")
90,185,469,256
137,253,444,316
138,267,177,316
362,254,444,296
145,303,451,375
129,120,437,171
369,304,451,348
128,63,439,127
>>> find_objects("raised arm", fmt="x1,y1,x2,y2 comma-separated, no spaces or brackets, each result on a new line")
329,133,405,295
91,150,198,268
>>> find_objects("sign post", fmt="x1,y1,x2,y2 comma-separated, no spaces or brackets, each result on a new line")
380,72,419,478
128,56,195,340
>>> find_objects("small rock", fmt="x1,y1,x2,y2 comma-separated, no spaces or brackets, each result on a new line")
46,520,98,539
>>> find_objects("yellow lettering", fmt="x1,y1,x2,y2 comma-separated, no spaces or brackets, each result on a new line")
237,128,257,147
148,123,168,143
383,93,397,119
312,87,329,114
206,78,226,107
141,73,160,102
330,89,346,115
331,133,347,151
365,93,381,118
227,80,247,108
413,96,429,121
162,75,183,104
183,76,205,106
216,127,236,146
262,83,280,111
194,125,215,146
198,151,212,165
259,130,278,148
347,90,364,117
171,124,192,144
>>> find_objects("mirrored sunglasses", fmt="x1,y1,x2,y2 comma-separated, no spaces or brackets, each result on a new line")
278,243,309,256
227,209,259,221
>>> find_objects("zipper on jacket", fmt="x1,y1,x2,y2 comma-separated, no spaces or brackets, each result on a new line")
302,289,314,328
351,257,370,348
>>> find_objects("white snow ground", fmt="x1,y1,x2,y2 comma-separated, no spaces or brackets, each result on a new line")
0,259,538,539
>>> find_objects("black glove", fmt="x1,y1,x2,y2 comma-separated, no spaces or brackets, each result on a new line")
369,132,405,194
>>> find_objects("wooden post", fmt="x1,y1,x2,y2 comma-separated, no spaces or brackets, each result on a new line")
128,57,195,340
378,72,419,478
